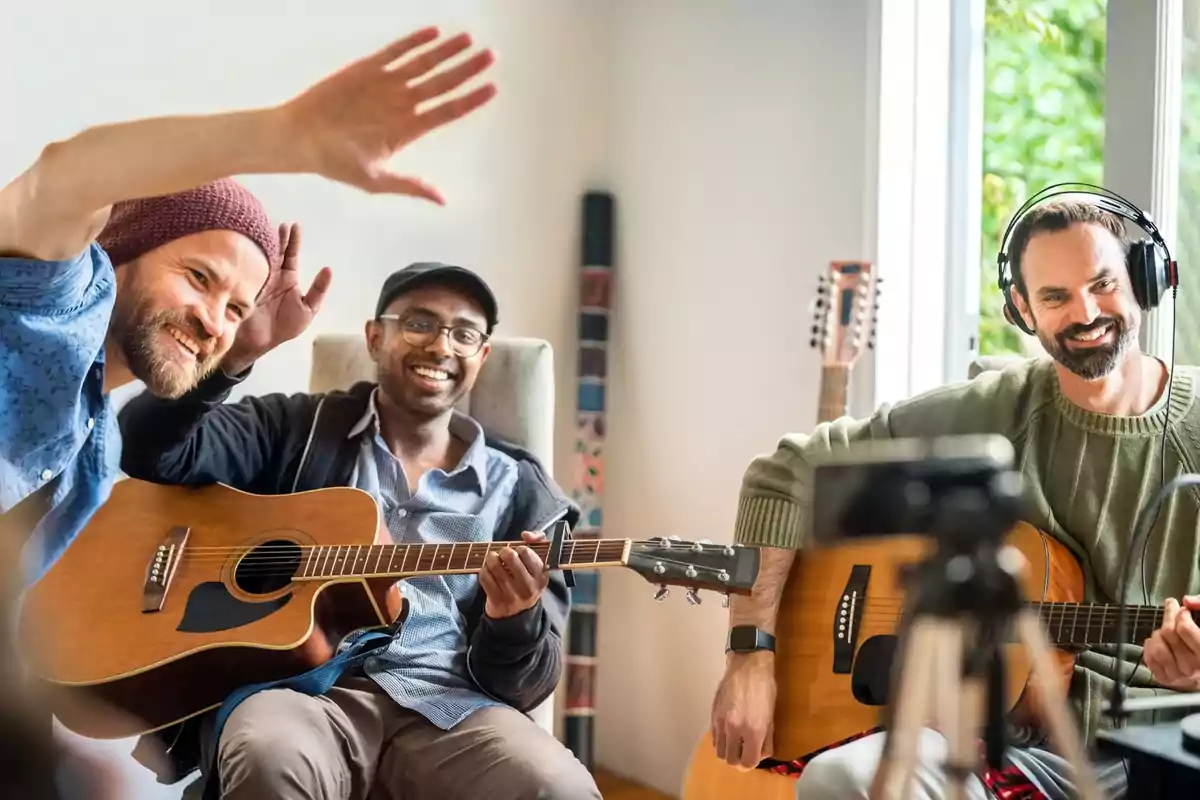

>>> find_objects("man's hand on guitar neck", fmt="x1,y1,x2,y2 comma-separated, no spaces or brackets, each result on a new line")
709,544,795,769
1143,594,1200,692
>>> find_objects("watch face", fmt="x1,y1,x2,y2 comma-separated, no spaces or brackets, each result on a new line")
730,626,760,651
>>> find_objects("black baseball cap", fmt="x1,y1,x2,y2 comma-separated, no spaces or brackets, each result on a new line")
375,262,499,333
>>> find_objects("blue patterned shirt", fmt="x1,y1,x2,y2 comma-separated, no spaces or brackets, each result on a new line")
0,244,122,586
348,389,521,728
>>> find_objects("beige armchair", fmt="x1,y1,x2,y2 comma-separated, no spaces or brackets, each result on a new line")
309,332,560,736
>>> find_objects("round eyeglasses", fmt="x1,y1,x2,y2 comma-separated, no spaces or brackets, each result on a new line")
376,313,489,357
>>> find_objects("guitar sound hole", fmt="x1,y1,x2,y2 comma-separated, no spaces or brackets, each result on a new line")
234,539,301,596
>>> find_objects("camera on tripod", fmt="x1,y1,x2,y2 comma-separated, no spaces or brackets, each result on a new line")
809,433,1024,550
802,435,1102,800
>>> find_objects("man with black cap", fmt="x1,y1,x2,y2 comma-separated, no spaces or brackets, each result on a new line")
116,263,600,800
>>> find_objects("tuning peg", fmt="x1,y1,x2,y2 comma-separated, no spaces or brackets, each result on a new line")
809,338,819,348
686,588,702,606
654,585,669,602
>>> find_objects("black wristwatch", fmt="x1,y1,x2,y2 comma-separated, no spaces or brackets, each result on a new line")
726,625,776,654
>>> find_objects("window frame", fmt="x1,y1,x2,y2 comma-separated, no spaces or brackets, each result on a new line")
867,0,985,410
1111,0,1184,361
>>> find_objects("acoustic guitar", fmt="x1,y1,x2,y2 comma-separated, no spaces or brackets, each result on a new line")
683,260,880,797
18,478,761,740
680,516,1181,798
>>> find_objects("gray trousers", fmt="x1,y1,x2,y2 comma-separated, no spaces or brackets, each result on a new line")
793,729,1129,799
198,675,600,800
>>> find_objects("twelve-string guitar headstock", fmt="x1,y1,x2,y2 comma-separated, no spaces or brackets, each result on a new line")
810,261,881,367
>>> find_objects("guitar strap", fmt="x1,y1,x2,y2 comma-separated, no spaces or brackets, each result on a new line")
200,627,396,800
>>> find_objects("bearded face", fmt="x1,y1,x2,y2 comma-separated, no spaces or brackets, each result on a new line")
1014,222,1143,381
109,296,222,398
1036,311,1138,380
107,230,268,398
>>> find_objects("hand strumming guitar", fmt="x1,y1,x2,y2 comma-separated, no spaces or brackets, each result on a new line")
710,651,777,770
221,222,332,376
1143,594,1200,691
479,531,551,619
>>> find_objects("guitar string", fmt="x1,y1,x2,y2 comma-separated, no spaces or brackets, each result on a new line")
177,556,735,579
170,544,633,563
177,538,647,554
172,544,631,561
158,543,737,579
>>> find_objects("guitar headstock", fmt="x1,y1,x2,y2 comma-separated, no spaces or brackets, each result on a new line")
810,261,881,367
625,537,760,607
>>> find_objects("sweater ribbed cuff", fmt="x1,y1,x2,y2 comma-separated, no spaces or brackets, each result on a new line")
734,494,805,549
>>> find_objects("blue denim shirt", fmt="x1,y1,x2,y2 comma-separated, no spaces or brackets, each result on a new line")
0,244,121,586
348,389,521,729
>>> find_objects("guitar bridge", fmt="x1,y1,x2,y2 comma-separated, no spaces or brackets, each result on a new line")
142,526,190,613
832,565,870,674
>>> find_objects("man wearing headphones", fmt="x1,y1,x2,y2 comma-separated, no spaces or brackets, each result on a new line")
708,189,1200,799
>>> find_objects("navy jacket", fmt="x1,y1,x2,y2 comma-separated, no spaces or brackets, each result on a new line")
117,369,576,780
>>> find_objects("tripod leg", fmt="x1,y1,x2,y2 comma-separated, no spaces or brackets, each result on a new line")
1013,609,1104,800
870,619,945,800
938,621,979,800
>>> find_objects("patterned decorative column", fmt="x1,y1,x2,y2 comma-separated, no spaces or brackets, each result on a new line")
563,190,614,771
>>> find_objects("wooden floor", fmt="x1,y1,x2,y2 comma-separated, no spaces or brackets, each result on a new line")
596,769,675,800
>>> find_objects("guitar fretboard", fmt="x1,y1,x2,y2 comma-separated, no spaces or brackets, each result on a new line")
296,539,629,580
1032,601,1182,646
818,364,849,423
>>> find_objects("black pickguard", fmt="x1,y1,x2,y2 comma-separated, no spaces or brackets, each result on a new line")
176,581,292,633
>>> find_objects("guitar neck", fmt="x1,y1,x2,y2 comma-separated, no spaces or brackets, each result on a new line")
818,364,849,423
296,539,631,581
1031,601,1184,646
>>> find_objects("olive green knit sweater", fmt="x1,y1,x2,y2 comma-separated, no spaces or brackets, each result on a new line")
735,356,1200,743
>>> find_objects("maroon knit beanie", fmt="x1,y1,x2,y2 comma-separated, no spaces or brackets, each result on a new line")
97,178,279,269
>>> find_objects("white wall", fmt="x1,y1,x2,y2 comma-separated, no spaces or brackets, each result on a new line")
0,0,613,489
5,1,886,797
599,3,879,794
4,2,611,798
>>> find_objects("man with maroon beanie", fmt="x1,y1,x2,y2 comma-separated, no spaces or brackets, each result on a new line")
0,25,497,590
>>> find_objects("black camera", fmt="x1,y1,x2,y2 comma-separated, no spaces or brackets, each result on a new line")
809,434,1025,547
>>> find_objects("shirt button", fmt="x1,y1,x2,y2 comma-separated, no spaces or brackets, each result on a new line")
40,469,52,481
87,418,95,430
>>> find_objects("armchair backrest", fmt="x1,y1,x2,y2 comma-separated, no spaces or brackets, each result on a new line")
309,334,556,471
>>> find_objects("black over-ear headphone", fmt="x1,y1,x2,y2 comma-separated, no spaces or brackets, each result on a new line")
996,182,1178,336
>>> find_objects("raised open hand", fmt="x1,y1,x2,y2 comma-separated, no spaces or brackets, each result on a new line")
279,26,497,203
222,222,332,376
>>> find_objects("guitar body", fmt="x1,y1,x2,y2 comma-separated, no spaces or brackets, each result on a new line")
681,522,1082,799
19,479,401,739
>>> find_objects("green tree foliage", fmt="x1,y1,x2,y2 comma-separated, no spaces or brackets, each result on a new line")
980,0,1107,356
1175,6,1200,365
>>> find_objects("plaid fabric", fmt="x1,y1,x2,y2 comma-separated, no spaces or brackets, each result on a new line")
755,728,1049,800
755,727,884,777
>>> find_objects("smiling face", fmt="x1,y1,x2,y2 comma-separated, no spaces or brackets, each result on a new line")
109,229,269,398
1011,221,1140,380
366,283,492,419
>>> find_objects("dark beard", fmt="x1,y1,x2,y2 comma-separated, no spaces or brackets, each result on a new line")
1040,315,1134,380
111,299,218,399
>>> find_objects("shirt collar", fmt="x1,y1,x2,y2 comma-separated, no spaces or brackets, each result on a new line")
348,387,489,492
